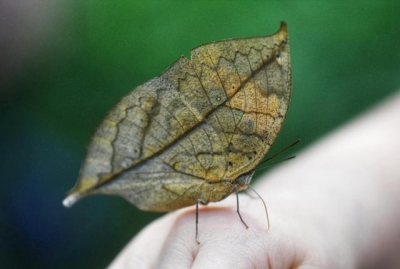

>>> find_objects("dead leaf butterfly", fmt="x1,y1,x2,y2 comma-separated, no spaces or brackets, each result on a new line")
63,22,291,242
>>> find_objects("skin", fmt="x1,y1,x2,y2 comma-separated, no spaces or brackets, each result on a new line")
108,92,400,269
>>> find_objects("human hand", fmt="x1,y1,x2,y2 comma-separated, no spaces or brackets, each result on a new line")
109,92,400,269
108,195,315,269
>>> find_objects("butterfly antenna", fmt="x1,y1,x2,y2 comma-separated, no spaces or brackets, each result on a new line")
247,185,270,230
260,139,300,166
255,155,296,171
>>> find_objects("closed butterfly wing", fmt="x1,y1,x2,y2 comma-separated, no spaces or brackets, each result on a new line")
63,22,291,212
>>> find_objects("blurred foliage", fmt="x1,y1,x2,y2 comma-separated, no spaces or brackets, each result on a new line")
1,1,400,268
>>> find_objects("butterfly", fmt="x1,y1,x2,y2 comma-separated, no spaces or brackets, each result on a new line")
64,22,291,242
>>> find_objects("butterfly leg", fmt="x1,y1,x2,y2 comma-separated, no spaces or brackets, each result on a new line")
234,184,249,229
195,198,207,244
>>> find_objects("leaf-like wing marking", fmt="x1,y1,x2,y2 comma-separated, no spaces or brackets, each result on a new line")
63,22,291,211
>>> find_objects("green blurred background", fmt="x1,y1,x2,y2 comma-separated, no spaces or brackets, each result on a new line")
1,0,399,268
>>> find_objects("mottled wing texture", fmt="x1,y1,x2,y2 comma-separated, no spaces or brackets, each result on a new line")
64,22,291,211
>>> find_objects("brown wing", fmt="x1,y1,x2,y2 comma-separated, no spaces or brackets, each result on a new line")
63,22,291,211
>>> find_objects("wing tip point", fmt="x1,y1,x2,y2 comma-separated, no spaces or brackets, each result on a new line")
63,193,82,208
